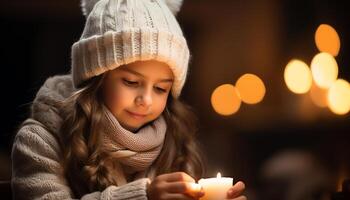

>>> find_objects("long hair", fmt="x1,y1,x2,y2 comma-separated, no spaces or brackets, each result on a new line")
59,74,205,198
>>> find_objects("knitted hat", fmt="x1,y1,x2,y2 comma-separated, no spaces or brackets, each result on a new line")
71,0,190,98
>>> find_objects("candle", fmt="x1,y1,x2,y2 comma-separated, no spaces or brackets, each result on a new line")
198,173,233,200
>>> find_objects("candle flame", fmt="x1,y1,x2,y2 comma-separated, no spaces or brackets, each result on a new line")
217,172,221,178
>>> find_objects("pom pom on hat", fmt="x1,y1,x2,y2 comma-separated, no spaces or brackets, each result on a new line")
80,0,184,17
163,0,184,15
81,0,100,17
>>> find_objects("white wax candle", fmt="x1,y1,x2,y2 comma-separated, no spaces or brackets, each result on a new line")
198,173,233,200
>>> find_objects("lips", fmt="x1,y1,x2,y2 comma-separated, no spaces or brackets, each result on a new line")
126,110,148,119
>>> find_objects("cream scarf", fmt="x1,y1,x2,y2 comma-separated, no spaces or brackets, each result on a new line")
100,106,166,185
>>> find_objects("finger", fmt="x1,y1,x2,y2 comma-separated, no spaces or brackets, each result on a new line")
165,182,204,197
227,181,245,198
158,172,196,183
165,181,189,193
187,182,205,198
162,193,196,200
229,195,247,200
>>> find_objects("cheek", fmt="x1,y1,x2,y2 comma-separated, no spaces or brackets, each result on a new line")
153,95,168,114
103,82,132,113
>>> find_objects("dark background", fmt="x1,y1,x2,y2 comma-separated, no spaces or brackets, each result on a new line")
1,0,349,199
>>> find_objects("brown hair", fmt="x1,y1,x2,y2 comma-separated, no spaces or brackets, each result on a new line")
59,74,205,198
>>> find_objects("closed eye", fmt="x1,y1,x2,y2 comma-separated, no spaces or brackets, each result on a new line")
154,86,167,93
123,79,139,87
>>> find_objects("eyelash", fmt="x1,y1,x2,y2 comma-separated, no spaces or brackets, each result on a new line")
123,79,138,87
155,87,166,93
122,79,167,93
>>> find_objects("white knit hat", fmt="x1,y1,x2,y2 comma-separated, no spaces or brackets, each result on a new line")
71,0,190,98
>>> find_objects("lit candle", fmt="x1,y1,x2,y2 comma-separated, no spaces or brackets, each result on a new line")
198,172,233,200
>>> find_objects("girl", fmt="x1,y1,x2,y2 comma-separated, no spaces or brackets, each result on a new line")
11,0,246,199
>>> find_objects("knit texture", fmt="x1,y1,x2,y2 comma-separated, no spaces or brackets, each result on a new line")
101,105,166,175
72,0,190,98
11,75,154,199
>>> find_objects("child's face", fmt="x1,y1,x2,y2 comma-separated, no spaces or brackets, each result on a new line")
102,60,174,132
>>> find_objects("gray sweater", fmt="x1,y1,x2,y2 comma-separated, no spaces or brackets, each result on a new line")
11,75,150,200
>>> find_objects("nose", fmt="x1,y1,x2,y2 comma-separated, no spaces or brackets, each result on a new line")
135,90,152,108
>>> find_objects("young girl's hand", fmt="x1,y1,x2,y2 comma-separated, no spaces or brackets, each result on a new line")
147,172,204,200
226,181,246,200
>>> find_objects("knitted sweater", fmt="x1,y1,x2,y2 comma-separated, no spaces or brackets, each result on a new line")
11,75,151,200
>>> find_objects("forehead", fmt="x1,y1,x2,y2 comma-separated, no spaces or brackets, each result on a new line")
110,60,174,79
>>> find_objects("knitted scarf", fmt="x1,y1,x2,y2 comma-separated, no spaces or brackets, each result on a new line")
100,106,166,185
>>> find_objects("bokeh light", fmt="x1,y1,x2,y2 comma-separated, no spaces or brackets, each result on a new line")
309,82,329,108
327,79,350,115
235,73,266,104
284,59,313,94
315,24,341,56
211,84,241,116
311,52,338,89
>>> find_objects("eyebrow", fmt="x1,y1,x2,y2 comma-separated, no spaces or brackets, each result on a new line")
120,68,174,83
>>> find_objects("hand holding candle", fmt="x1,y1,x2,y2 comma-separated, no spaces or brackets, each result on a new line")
147,172,204,200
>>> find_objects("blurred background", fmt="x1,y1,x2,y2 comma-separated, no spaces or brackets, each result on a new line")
1,0,349,199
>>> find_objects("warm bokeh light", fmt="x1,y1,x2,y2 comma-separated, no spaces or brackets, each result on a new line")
211,84,241,116
310,52,338,89
235,73,266,104
309,82,328,108
327,79,350,115
315,24,341,56
284,59,313,94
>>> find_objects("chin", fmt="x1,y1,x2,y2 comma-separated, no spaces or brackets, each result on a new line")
122,118,154,132
129,122,152,132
